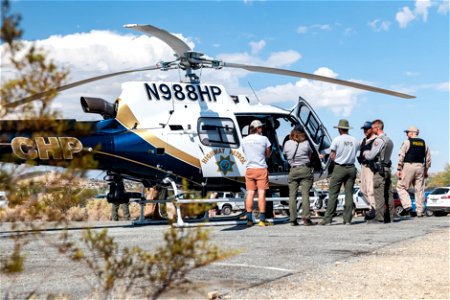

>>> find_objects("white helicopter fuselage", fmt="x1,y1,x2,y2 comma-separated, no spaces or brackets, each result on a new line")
114,81,332,188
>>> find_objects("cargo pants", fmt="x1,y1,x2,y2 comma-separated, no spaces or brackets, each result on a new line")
397,162,425,215
288,165,313,222
373,167,394,222
323,164,357,224
360,164,375,208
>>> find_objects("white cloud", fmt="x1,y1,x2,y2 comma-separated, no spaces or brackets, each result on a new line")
405,71,421,76
255,67,364,116
368,19,391,32
427,81,450,92
297,26,308,34
414,0,432,21
396,6,415,28
311,24,332,31
266,50,301,67
396,0,444,28
297,24,332,34
249,40,266,55
438,0,450,15
218,49,301,68
344,27,357,36
430,150,440,157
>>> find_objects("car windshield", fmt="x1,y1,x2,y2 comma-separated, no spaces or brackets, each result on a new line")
430,188,449,195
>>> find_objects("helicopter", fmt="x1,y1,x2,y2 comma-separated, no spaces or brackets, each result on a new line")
0,24,415,205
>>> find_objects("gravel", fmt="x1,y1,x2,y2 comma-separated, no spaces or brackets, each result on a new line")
1,216,449,299
224,228,450,299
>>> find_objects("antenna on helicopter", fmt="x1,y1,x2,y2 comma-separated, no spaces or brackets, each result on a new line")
248,81,261,104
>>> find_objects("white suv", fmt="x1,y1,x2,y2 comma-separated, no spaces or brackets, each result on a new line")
318,187,370,216
215,192,245,215
426,187,450,216
274,189,325,217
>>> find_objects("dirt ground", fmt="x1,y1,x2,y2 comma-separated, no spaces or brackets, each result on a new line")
223,229,450,299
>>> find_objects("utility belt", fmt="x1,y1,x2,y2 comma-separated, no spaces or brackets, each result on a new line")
290,162,312,168
335,163,354,167
357,156,369,166
368,160,392,176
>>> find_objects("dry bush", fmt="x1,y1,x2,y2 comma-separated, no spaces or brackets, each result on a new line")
66,206,88,222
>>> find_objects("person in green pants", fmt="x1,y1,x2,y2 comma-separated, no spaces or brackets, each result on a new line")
320,119,358,225
283,126,315,226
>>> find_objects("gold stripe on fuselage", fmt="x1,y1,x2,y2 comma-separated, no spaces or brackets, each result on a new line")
91,149,200,186
115,99,201,168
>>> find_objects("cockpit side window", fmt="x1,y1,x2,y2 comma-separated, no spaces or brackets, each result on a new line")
197,117,239,148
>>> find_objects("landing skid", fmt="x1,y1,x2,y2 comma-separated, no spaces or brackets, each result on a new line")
131,177,289,227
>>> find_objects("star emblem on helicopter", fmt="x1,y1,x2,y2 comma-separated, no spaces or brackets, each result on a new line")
216,155,235,175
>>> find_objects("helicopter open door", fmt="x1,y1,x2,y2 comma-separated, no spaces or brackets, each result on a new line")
294,97,332,180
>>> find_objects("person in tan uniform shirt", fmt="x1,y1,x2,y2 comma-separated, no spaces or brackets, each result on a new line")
397,126,431,217
357,121,377,217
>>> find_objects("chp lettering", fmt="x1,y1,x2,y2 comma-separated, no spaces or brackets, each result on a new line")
145,83,222,102
11,137,83,160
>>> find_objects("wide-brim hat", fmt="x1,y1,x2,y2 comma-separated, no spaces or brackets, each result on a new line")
334,119,353,130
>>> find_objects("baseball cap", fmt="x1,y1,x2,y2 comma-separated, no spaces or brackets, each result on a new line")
404,126,419,133
250,120,263,129
361,121,372,130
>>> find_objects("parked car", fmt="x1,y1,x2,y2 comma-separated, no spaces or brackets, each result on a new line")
394,188,434,217
0,191,8,208
426,186,450,216
318,187,370,216
274,188,325,217
215,192,245,215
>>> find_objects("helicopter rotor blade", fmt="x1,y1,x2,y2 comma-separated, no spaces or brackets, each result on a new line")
124,24,192,57
222,62,415,99
5,64,164,109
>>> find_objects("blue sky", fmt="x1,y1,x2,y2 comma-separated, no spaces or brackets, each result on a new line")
5,0,450,173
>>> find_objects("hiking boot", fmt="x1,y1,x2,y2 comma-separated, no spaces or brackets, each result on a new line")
364,209,376,221
258,220,273,227
290,220,300,226
246,220,254,227
303,219,316,226
399,207,412,216
319,220,331,226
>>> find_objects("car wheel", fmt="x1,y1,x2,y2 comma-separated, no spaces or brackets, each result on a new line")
425,209,434,217
395,206,404,216
221,204,232,216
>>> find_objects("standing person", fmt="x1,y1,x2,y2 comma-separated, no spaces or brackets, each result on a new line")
320,119,358,226
242,120,272,227
362,119,394,223
111,202,130,221
357,121,377,220
396,126,431,217
283,126,315,226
